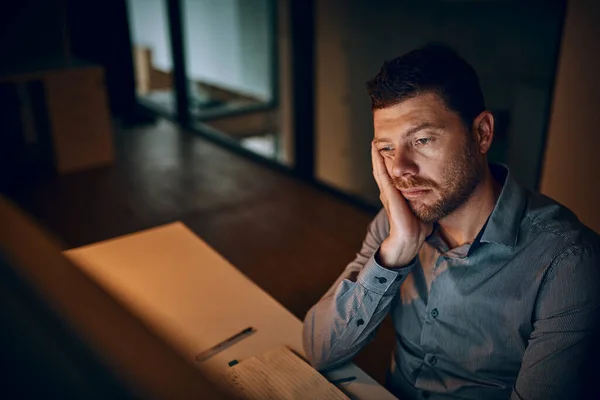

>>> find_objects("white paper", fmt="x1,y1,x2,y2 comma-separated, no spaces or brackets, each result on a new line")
226,346,349,400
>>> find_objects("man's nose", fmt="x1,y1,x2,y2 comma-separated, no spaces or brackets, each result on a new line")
391,149,418,178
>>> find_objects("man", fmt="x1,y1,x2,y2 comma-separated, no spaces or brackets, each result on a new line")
302,44,600,399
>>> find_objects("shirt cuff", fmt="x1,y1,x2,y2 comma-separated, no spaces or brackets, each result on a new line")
357,250,417,295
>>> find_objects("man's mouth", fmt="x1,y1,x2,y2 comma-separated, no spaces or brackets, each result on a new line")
400,188,430,199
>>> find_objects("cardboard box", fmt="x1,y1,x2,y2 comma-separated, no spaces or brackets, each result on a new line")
0,64,114,175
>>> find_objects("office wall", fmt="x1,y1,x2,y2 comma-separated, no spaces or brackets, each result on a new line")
540,0,600,234
315,0,564,203
66,0,136,118
0,1,135,119
0,0,67,68
127,0,272,101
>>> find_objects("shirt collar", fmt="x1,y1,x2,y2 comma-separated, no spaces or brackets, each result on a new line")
479,163,527,247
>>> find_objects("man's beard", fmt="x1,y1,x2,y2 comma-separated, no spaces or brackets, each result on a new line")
394,134,485,223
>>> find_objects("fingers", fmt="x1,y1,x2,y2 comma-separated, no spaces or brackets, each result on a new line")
371,142,390,194
371,142,414,217
372,143,389,211
371,142,382,192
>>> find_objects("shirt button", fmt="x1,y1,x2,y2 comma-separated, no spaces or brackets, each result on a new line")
430,308,439,319
429,356,437,365
356,318,365,326
376,276,387,284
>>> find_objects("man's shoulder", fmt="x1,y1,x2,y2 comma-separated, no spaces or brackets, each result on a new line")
367,208,390,239
371,208,389,226
522,189,600,252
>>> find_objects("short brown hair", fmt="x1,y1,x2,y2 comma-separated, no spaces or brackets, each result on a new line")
366,43,486,127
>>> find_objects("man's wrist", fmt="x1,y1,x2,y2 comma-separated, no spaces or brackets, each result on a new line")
377,239,414,268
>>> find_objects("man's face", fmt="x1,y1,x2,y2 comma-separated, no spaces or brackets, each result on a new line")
373,92,485,223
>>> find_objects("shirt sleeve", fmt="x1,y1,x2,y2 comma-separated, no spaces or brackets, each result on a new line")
510,245,600,400
302,209,416,371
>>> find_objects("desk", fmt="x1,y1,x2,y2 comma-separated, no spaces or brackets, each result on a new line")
65,222,396,400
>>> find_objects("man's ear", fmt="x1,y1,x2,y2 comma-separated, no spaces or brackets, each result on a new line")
472,111,494,154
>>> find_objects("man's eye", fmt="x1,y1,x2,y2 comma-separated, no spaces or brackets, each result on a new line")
415,137,432,146
379,146,393,152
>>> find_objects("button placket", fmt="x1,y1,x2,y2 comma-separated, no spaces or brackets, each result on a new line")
424,253,444,324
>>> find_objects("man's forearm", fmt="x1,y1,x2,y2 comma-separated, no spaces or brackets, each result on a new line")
302,254,414,370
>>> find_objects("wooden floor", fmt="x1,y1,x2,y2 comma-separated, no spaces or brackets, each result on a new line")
3,118,395,385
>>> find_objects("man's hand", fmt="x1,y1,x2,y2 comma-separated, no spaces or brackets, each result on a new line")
371,142,432,267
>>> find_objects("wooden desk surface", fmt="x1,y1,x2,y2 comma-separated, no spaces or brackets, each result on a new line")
65,222,396,399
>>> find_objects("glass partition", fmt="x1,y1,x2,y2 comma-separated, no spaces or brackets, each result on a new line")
181,0,282,161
